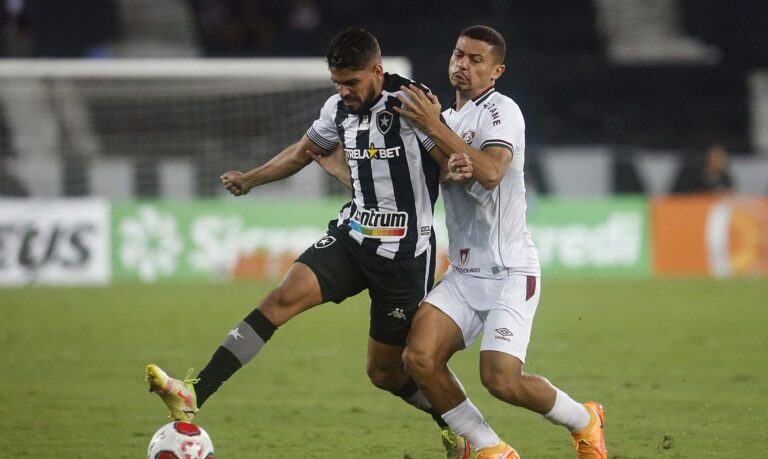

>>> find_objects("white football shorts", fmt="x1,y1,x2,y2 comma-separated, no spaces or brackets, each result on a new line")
424,268,541,362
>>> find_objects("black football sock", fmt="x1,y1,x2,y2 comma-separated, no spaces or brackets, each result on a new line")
393,377,449,429
195,308,277,407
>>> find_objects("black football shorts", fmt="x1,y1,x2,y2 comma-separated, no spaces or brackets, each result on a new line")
296,222,435,346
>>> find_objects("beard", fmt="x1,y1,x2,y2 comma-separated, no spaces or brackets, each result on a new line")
343,83,377,112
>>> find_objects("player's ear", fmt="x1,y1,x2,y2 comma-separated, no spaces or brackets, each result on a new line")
492,64,506,81
373,62,384,80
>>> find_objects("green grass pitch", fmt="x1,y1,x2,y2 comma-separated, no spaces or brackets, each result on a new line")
1,278,766,458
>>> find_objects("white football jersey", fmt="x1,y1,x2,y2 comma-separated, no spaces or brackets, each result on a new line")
441,86,540,278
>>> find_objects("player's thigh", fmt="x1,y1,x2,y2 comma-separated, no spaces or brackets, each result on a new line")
295,231,367,304
366,249,433,347
476,275,541,364
420,270,485,350
405,302,466,367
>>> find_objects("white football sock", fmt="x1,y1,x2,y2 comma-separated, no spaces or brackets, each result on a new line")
441,399,501,450
543,388,591,432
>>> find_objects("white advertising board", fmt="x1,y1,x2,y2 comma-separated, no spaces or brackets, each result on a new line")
0,199,110,286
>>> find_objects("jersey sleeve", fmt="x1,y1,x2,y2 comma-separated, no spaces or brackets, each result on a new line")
385,77,438,153
413,124,437,152
475,98,525,155
409,82,437,151
306,96,341,151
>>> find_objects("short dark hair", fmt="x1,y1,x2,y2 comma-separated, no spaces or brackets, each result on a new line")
326,28,381,70
460,25,506,63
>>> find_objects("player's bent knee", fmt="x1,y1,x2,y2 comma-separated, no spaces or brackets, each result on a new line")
260,263,322,319
259,286,306,325
481,371,525,405
261,288,291,310
402,346,439,380
366,366,404,391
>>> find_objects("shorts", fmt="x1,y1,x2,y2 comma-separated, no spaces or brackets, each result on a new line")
296,222,435,346
423,268,541,362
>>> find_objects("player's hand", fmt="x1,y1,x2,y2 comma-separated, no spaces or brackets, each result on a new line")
446,152,473,182
394,84,442,133
220,170,250,196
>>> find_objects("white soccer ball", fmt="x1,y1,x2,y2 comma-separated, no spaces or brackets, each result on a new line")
147,421,215,459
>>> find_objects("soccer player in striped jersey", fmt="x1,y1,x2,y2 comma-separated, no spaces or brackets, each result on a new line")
145,28,471,457
394,26,608,459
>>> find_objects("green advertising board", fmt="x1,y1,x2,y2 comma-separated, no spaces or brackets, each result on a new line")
111,196,651,283
527,196,651,277
112,199,347,282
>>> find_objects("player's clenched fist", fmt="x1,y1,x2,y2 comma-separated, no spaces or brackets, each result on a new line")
448,152,473,181
220,170,250,196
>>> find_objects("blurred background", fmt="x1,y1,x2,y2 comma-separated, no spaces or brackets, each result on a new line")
1,0,767,284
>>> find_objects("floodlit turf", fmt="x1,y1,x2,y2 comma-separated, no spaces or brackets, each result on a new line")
1,278,766,458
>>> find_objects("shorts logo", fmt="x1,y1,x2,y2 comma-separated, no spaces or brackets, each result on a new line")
314,236,336,249
350,208,408,241
461,129,476,144
459,248,470,267
495,327,513,342
377,110,394,134
388,308,407,320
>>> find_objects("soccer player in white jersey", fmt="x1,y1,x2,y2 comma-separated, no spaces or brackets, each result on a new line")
144,28,472,457
395,26,608,459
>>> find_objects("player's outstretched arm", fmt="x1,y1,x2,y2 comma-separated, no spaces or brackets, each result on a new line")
396,84,511,190
305,144,352,190
220,134,317,196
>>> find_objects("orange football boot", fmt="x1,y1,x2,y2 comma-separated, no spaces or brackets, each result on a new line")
476,441,521,459
571,402,607,459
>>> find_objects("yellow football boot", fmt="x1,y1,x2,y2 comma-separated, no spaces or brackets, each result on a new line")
145,364,199,421
440,428,471,459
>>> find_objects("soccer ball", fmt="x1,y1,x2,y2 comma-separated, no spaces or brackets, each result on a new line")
147,421,215,459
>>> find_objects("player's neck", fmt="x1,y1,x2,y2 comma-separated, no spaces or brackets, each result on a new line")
455,83,494,111
455,94,471,111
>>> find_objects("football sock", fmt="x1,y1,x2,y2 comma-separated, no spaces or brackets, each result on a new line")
543,387,591,433
441,398,501,450
195,308,277,407
393,377,448,428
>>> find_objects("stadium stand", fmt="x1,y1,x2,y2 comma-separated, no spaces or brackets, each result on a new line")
0,0,767,198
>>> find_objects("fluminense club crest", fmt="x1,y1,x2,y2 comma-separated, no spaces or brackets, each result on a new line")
459,248,470,267
461,129,476,144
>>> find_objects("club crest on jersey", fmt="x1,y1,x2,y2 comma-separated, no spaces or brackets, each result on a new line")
459,248,470,267
461,129,476,144
376,110,394,134
350,208,408,241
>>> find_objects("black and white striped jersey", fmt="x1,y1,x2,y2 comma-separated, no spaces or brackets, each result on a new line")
306,73,441,260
